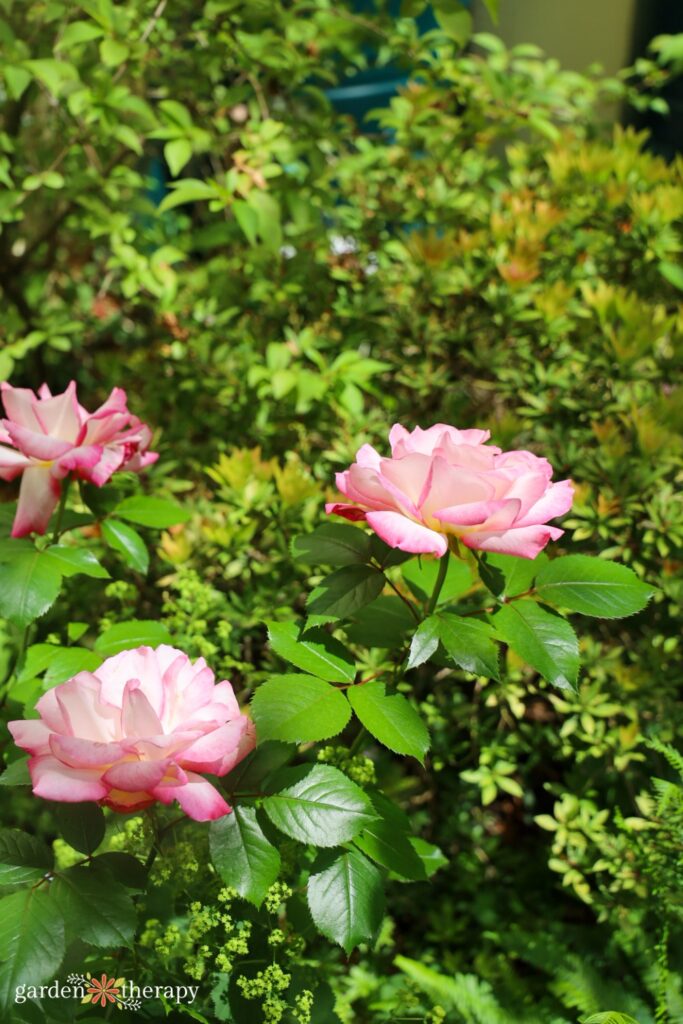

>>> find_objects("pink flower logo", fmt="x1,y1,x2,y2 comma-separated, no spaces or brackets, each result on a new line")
83,974,122,1008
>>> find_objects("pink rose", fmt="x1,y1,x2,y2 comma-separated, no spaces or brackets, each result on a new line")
326,424,573,559
0,381,158,538
8,646,255,822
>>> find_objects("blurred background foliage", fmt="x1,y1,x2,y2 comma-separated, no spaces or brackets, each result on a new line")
1,1,683,1021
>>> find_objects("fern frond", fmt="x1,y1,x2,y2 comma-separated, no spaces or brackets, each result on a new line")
646,737,683,782
581,1014,641,1024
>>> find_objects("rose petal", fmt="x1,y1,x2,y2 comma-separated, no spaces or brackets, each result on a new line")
8,719,52,756
12,466,61,537
461,524,564,559
365,510,448,556
29,756,108,801
171,773,232,821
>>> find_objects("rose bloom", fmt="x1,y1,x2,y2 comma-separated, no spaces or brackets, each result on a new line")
0,381,157,538
326,424,573,559
9,646,255,822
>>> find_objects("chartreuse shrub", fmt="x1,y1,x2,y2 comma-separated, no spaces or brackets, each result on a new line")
1,1,683,1022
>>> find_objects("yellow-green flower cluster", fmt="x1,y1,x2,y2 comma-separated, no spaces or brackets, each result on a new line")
316,745,376,786
292,989,314,1024
264,881,293,913
237,964,292,1023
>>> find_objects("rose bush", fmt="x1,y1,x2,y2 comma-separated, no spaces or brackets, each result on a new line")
0,381,157,537
327,424,574,558
8,646,255,821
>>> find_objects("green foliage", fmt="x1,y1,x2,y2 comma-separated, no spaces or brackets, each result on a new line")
93,619,173,655
0,549,66,628
251,674,352,743
52,803,105,856
582,1015,641,1024
534,556,655,618
0,888,65,1008
266,620,356,682
347,682,430,762
307,848,385,955
307,565,385,619
493,600,580,692
210,807,281,907
262,765,376,847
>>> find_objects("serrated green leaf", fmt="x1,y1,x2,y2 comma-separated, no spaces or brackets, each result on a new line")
43,647,103,686
291,523,372,566
262,765,376,846
307,848,384,954
0,760,30,787
45,545,109,579
353,793,426,881
406,616,440,670
94,619,172,656
0,840,47,890
485,552,547,597
93,852,147,891
101,519,149,574
67,623,88,643
16,644,58,684
308,565,384,619
408,837,448,877
252,674,351,744
474,553,506,598
347,682,429,762
436,613,500,680
0,550,63,628
114,495,190,529
52,803,105,855
0,830,51,871
267,621,355,682
0,888,65,1009
345,596,415,648
494,600,579,691
534,555,655,618
210,806,281,906
51,863,136,948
